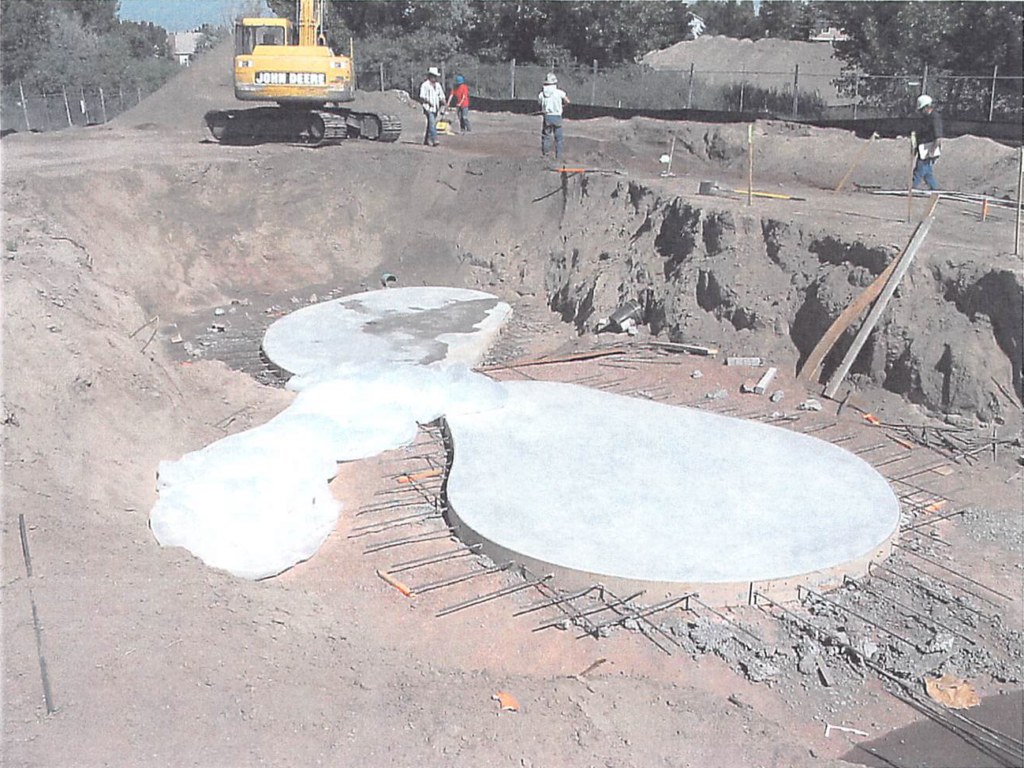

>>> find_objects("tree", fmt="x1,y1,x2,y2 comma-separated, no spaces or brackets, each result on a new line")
760,1,812,41
690,1,763,40
1,0,176,93
830,1,1023,116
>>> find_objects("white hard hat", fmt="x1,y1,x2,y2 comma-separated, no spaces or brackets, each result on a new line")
544,73,557,85
427,66,440,77
916,94,933,110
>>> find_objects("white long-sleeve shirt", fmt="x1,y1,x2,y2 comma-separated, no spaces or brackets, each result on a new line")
538,85,568,116
419,80,445,113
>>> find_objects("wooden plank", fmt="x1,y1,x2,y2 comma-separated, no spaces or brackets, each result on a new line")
799,196,939,385
824,197,940,399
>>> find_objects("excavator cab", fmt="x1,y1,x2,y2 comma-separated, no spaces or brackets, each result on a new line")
236,22,288,55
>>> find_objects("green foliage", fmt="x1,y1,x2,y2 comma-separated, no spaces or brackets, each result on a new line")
1,0,177,92
270,0,692,66
720,82,827,117
831,1,1023,115
759,1,813,41
689,1,762,40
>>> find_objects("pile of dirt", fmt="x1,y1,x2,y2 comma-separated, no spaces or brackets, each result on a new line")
113,40,419,137
643,35,852,105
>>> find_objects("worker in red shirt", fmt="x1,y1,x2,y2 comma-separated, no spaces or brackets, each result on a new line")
446,74,471,134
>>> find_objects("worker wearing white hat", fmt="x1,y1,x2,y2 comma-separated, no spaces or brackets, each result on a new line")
913,94,943,190
538,72,570,159
419,66,446,147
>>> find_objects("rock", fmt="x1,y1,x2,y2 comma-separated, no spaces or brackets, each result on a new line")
770,390,785,403
798,399,822,411
741,659,779,683
691,370,703,379
213,307,226,316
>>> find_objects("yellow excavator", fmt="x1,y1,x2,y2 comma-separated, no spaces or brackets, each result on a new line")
204,0,400,145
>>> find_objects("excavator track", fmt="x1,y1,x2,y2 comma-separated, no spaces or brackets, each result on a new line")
204,107,401,146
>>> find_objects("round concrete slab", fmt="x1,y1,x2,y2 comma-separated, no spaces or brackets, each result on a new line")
263,287,511,376
445,381,901,605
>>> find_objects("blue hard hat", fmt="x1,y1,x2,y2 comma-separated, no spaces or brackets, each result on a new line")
455,75,464,84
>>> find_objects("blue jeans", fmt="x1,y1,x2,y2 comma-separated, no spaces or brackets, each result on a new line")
541,115,563,158
423,110,438,146
913,158,938,190
457,106,471,132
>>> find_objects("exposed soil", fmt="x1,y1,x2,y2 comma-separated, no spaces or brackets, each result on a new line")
3,41,1022,768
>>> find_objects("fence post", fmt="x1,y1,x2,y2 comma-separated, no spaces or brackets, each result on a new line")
62,85,73,126
81,86,89,124
510,58,516,99
739,66,745,112
989,65,998,122
137,86,142,105
440,62,446,93
1015,146,1023,257
921,63,928,95
853,71,860,120
19,81,31,132
43,94,53,130
379,62,384,92
99,87,107,123
791,64,799,117
119,85,124,114
686,63,694,109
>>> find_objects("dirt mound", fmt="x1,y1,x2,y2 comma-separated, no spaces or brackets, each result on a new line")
113,41,236,132
643,35,851,105
114,40,419,136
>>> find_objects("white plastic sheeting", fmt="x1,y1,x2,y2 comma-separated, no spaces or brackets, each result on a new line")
150,290,510,580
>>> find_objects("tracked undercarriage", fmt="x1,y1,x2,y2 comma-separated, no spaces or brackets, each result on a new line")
204,107,401,146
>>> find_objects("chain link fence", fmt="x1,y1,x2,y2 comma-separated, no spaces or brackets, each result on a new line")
356,59,1023,124
1,82,161,134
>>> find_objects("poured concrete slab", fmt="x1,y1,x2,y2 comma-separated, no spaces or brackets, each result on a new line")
263,287,512,377
445,381,900,605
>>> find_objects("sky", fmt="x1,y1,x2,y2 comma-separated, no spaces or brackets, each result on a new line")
118,0,270,32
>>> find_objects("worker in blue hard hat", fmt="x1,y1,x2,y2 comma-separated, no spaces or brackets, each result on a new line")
913,94,943,190
446,74,471,134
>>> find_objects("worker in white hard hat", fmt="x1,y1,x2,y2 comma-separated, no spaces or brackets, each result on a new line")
419,66,446,147
913,94,943,190
538,72,570,160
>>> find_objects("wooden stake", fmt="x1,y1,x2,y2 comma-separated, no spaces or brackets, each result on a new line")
799,196,940,384
981,199,989,222
907,131,916,222
834,132,878,194
824,196,940,399
747,123,753,207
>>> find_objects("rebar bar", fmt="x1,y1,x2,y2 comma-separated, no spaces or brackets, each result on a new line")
410,562,512,595
436,574,552,617
363,529,454,554
893,545,1015,601
388,544,481,573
